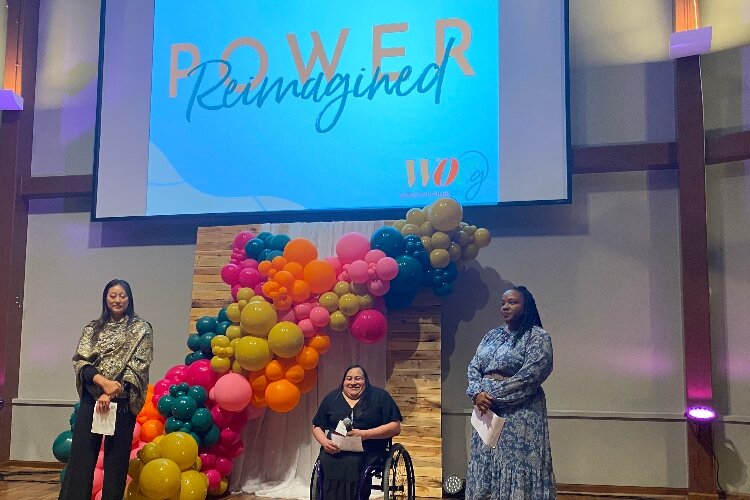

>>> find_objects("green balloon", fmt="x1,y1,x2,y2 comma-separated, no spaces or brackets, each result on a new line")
199,332,217,354
189,431,203,447
203,424,220,446
196,316,217,334
187,386,207,406
217,307,229,323
60,467,67,483
165,416,184,433
157,395,175,418
190,408,213,432
52,430,73,463
172,395,197,420
215,321,232,335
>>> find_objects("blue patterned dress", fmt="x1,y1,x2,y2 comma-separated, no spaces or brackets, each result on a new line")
466,325,556,499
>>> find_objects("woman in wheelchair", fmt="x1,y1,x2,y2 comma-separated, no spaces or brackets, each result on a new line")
312,365,402,499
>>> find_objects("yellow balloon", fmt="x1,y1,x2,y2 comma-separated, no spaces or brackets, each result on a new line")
429,249,451,269
211,335,230,349
225,303,241,323
329,310,348,331
137,442,162,463
420,221,435,237
191,456,202,472
454,230,470,247
236,287,255,301
333,281,350,297
428,198,463,231
225,325,242,340
318,292,340,312
234,336,272,371
210,356,231,373
338,293,360,317
400,223,422,237
159,432,198,471
237,299,248,309
420,236,433,252
392,219,407,231
448,243,463,262
128,458,143,480
240,300,277,337
152,435,164,445
268,321,304,358
405,208,427,226
173,470,208,500
462,243,479,261
140,458,182,499
124,480,148,499
358,294,374,309
431,231,451,250
473,228,491,248
249,295,267,303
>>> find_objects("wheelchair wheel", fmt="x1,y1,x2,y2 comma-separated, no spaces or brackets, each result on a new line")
382,443,415,499
310,459,322,500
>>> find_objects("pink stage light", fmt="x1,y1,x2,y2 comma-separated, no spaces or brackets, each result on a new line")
685,406,717,422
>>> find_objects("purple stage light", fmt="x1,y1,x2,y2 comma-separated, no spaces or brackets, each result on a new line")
685,406,717,422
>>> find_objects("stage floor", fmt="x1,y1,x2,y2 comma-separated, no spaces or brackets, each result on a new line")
0,465,687,500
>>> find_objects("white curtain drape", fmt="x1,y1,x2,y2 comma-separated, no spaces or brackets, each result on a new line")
231,221,387,499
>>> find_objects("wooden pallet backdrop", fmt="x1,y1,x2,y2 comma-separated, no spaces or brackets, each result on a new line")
190,225,442,498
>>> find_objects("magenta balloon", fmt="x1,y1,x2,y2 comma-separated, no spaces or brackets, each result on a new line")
233,231,255,250
240,258,259,269
210,405,234,428
185,359,219,390
220,427,240,446
238,267,261,288
350,309,388,344
221,263,241,286
205,469,221,490
336,232,371,264
253,282,265,297
165,364,188,383
375,257,399,281
215,456,234,477
212,373,252,412
348,260,370,283
199,452,216,470
153,379,171,396
231,284,242,301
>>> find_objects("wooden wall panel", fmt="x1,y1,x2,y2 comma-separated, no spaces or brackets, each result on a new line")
191,225,442,498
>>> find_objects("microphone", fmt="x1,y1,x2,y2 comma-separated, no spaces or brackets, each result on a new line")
342,417,353,432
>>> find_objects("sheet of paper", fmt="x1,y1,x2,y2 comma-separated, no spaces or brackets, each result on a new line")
335,420,348,436
331,433,364,452
471,405,505,448
91,402,117,435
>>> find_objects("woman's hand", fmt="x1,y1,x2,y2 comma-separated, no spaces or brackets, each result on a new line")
321,438,340,454
96,394,112,414
474,392,493,414
346,429,370,440
94,374,122,397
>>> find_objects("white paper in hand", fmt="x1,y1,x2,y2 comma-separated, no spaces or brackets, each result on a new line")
91,402,117,435
471,405,505,448
331,433,364,452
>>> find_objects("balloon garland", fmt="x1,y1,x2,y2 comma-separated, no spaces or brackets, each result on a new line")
52,198,490,499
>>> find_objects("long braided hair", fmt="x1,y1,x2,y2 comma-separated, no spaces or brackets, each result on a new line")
507,285,543,345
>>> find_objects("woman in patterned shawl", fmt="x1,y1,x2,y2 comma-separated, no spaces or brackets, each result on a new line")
59,279,153,500
466,285,556,500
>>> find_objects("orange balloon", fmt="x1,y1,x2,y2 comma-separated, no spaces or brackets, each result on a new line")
303,260,337,294
140,419,165,443
285,364,305,384
271,256,288,269
142,402,161,421
307,334,331,354
251,393,267,408
274,270,295,288
283,262,304,279
258,260,274,276
296,346,320,370
265,379,301,413
297,368,318,394
275,296,293,310
265,359,284,381
283,238,318,266
249,373,268,393
290,280,311,303
137,414,148,425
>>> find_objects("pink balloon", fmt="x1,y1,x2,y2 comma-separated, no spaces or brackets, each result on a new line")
132,422,141,445
92,467,104,493
367,279,390,297
131,440,146,454
221,263,241,286
375,257,399,281
199,452,217,470
308,307,330,328
238,268,261,288
212,373,253,412
215,456,234,477
293,302,313,320
186,359,219,390
165,364,188,383
348,260,370,283
253,282,265,297
298,318,316,337
231,283,242,301
153,379,171,397
240,258,259,269
365,249,386,264
220,427,240,446
277,308,296,323
205,469,221,490
350,309,388,344
336,232,371,264
233,231,255,250
210,405,235,428
324,256,343,275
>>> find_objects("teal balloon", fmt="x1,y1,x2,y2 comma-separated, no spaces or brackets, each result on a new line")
190,408,213,432
266,250,283,260
52,430,73,463
370,226,406,257
157,395,175,417
390,255,423,292
421,266,437,287
199,333,217,355
258,249,271,262
187,386,207,406
215,321,232,335
268,234,291,251
169,384,180,397
189,432,203,447
443,262,458,282
245,238,266,259
73,402,80,413
256,231,274,243
202,424,220,446
165,416,184,433
384,288,418,310
217,307,229,323
60,467,67,483
69,411,77,429
196,316,217,334
172,395,197,420
178,382,190,392
434,283,453,296
186,334,201,351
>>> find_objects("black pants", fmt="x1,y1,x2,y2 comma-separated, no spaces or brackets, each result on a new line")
58,392,136,500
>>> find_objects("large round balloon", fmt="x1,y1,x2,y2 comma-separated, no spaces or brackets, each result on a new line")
52,430,73,463
140,458,182,498
389,255,423,292
336,232,371,264
283,238,318,266
350,309,388,344
178,469,208,500
239,300,277,337
185,359,219,390
234,336,272,371
159,431,198,471
370,226,405,258
265,379,301,413
384,287,418,310
428,198,463,231
267,321,304,358
212,372,253,412
303,260,337,294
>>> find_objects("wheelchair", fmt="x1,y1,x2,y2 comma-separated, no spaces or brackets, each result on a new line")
310,441,416,499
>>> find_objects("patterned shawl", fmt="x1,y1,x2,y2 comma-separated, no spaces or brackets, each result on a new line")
72,315,153,415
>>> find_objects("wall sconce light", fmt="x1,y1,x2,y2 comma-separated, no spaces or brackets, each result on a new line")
685,405,717,422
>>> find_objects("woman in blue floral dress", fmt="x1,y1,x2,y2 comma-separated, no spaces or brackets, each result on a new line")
466,285,555,499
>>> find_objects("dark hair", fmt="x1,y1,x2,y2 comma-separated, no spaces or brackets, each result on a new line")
507,285,543,343
93,279,136,336
339,364,372,418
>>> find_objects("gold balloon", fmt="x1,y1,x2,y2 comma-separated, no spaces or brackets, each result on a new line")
454,230,470,247
392,219,407,230
448,243,463,262
160,432,199,471
267,321,304,358
334,281,350,297
420,236,433,252
473,228,491,248
462,243,479,261
329,311,348,331
236,287,254,301
429,249,451,268
338,293,361,316
318,292,340,312
139,458,181,499
405,208,427,226
419,221,435,236
430,231,451,250
239,300,277,337
400,223,422,237
358,294,374,309
234,336,272,371
428,198,463,231
225,303,241,323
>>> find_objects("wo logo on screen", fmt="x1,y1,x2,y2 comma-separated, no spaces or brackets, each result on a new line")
405,151,489,201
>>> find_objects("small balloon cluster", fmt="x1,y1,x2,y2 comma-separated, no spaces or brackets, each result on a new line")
186,315,232,366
